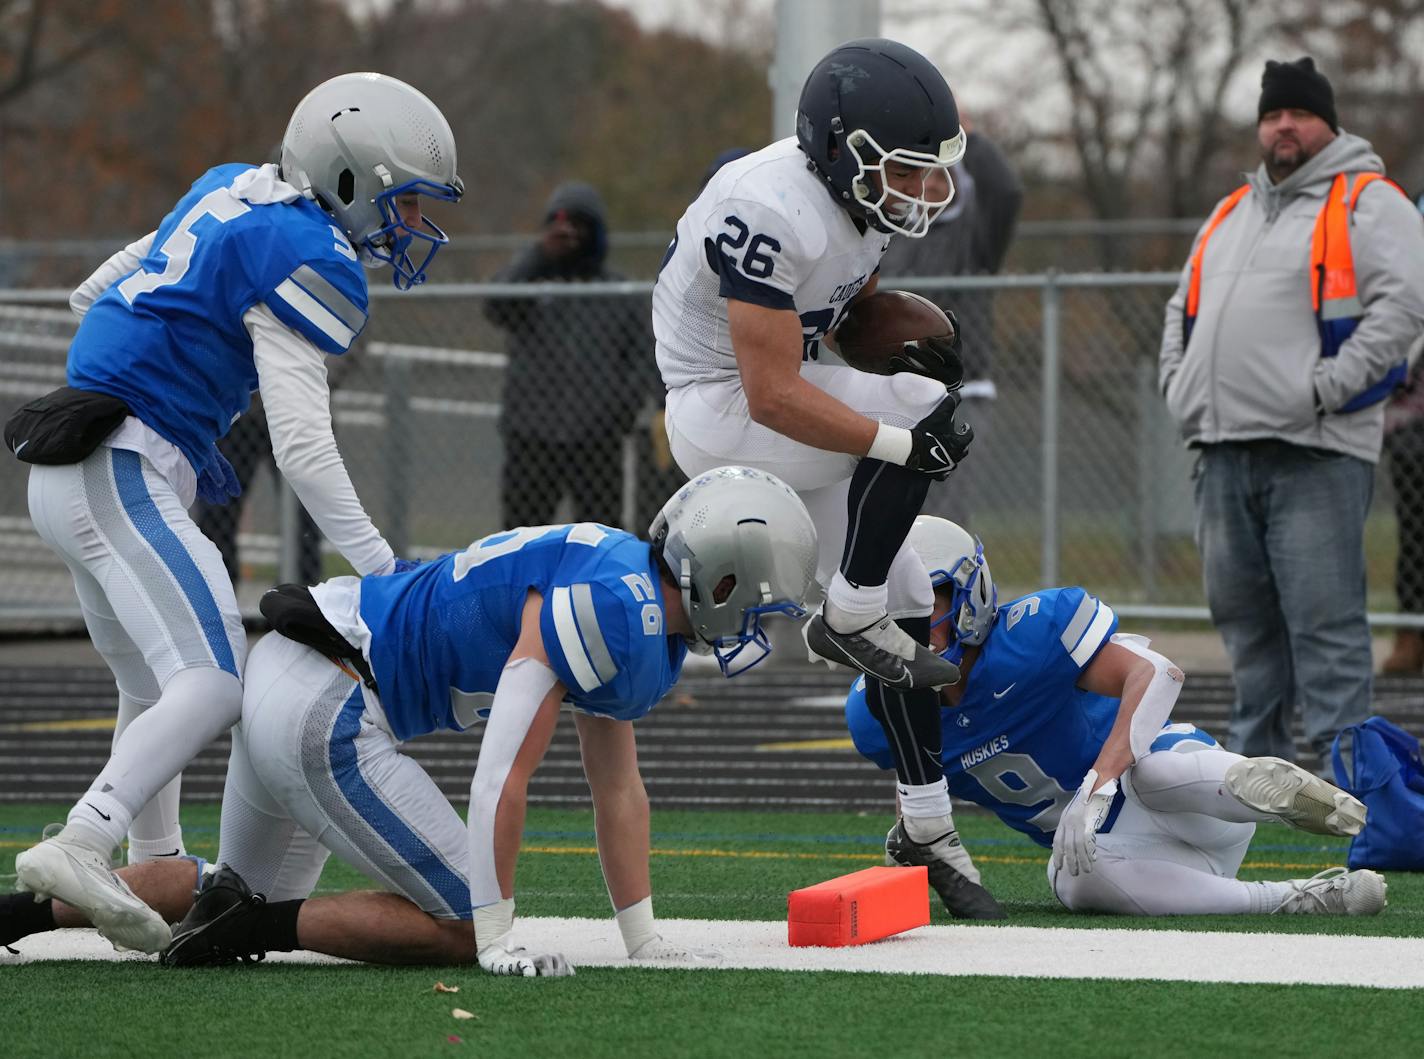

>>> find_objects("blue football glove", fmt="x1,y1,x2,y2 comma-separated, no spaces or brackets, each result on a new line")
392,557,423,574
196,448,241,505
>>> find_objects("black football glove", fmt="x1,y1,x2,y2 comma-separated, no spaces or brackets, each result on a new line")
906,393,973,481
887,310,964,390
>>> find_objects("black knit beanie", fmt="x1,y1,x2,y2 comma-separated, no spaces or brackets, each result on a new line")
1258,57,1338,131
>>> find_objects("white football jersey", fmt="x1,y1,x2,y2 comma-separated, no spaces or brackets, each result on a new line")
653,137,891,388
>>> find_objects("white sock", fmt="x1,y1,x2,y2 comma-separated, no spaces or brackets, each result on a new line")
128,832,187,863
64,791,132,853
898,778,953,833
115,691,188,862
825,573,888,632
68,667,242,853
1250,880,1295,914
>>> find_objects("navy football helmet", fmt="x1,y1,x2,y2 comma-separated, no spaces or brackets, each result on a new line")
796,38,964,237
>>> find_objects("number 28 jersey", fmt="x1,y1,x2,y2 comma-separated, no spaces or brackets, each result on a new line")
355,524,687,741
653,137,890,388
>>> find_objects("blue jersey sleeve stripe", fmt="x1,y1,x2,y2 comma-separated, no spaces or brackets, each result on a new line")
551,586,601,692
292,264,366,333
272,277,356,349
1069,601,1115,666
571,582,619,685
1059,594,1096,654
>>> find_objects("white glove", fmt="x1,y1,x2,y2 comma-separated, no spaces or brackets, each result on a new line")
474,897,575,978
477,937,575,978
627,935,722,963
1052,769,1119,877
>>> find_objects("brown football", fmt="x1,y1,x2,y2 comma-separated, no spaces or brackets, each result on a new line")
833,290,954,375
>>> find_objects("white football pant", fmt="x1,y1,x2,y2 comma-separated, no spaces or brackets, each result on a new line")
666,363,947,616
1048,741,1277,915
217,632,472,919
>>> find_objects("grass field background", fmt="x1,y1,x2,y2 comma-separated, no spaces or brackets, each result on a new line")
5,803,1422,1058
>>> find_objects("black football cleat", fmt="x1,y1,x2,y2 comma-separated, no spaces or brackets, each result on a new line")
160,864,267,967
885,819,1006,920
805,611,961,690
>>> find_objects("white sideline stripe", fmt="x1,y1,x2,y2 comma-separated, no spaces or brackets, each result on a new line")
9,920,1424,989
273,278,355,349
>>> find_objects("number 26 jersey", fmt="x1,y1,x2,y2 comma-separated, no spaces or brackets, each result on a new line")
653,137,890,389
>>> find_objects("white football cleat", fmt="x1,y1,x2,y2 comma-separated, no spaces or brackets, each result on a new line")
14,829,172,954
1224,756,1367,836
1272,866,1387,916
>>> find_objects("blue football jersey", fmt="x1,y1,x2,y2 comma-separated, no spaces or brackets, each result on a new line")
358,523,687,741
848,588,1130,847
67,163,369,483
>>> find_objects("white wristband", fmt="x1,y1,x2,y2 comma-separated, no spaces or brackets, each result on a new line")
474,896,516,956
866,422,913,466
614,896,659,957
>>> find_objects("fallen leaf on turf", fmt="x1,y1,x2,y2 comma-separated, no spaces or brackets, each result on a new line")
452,1008,478,1020
434,981,459,993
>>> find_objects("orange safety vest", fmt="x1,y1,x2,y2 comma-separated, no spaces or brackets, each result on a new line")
1184,172,1410,412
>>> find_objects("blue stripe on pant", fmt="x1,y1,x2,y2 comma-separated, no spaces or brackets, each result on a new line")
110,448,238,676
328,687,472,916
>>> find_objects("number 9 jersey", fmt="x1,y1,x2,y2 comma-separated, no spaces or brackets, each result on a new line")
653,138,891,389
845,588,1127,847
343,523,688,742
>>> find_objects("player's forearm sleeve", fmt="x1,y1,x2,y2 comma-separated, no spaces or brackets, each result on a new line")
468,658,561,908
247,302,395,577
1111,633,1185,760
69,231,156,318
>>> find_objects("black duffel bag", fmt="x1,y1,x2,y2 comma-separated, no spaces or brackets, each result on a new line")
260,583,378,692
5,386,131,465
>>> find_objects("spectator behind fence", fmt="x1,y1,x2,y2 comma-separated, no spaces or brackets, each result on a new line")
878,124,1022,525
1158,57,1424,768
485,182,657,528
1382,220,1424,674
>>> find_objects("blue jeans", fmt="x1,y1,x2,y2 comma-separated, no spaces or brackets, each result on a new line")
1193,441,1374,761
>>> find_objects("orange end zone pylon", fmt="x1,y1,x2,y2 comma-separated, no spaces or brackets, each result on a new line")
787,865,930,947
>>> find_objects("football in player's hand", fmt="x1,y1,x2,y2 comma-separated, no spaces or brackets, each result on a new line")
833,291,959,383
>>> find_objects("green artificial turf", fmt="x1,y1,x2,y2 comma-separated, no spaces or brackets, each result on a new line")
3,803,1421,1059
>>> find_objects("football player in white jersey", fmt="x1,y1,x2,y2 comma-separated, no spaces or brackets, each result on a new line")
847,517,1387,918
653,39,976,894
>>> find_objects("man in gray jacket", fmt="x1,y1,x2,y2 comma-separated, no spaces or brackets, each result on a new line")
1159,57,1424,768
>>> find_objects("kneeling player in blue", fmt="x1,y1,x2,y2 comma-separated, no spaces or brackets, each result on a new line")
10,72,464,955
845,516,1388,918
0,469,819,972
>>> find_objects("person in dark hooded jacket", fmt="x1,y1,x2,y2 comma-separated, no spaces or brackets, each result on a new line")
485,182,656,526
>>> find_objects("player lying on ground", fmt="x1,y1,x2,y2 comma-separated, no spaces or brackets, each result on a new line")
846,516,1387,917
1,468,819,973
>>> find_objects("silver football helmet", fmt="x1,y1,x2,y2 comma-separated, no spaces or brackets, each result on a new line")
908,516,997,656
280,72,464,289
649,466,819,676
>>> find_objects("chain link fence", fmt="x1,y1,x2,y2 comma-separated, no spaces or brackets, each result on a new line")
3,272,1422,634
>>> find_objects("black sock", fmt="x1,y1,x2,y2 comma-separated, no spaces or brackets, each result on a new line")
839,458,932,588
865,620,944,788
1,893,56,946
253,899,304,953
